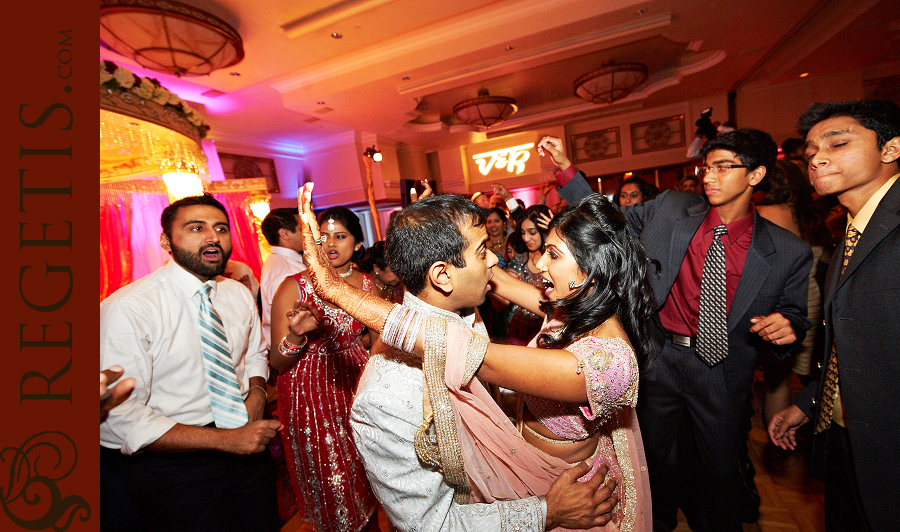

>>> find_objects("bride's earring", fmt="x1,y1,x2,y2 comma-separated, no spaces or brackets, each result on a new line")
568,279,585,290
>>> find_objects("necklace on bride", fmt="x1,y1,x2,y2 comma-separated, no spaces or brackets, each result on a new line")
338,264,354,278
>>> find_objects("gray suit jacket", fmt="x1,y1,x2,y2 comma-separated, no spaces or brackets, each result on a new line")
794,177,900,532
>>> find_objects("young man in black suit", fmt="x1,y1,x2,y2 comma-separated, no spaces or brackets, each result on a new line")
769,100,900,532
537,131,812,532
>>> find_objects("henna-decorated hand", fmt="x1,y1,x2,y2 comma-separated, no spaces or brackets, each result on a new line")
298,183,346,304
297,183,395,334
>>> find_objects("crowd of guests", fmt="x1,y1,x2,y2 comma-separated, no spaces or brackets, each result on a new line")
100,98,900,532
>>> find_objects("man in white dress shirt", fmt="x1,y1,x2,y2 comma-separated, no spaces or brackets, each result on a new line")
260,207,307,348
100,194,281,532
349,194,617,531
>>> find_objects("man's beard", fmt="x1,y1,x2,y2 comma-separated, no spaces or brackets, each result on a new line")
171,242,232,278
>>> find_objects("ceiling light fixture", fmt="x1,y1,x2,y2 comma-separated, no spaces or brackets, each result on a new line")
99,0,244,77
573,61,649,104
363,146,382,162
162,162,204,200
452,89,518,129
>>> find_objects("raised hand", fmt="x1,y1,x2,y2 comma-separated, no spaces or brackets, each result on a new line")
297,183,395,333
536,211,554,230
492,183,513,201
298,183,345,304
411,179,433,203
540,180,557,197
537,136,572,171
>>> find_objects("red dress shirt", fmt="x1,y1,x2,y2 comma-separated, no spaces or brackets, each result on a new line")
658,206,754,337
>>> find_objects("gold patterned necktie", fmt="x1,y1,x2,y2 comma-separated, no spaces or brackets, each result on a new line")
814,223,859,434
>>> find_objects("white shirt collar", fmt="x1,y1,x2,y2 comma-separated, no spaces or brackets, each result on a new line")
269,246,304,261
403,292,478,328
163,259,217,299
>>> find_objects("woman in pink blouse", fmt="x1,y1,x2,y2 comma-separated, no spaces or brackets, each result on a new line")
299,187,657,531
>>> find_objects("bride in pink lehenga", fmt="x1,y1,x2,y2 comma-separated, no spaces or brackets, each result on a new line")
299,185,657,531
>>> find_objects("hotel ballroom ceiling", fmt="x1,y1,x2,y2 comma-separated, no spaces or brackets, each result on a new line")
99,0,900,156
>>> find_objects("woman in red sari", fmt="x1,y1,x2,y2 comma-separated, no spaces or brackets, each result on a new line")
268,206,379,532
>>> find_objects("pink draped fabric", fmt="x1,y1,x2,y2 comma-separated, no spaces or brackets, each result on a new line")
100,186,134,301
212,191,263,280
442,322,651,532
129,192,173,280
100,186,264,300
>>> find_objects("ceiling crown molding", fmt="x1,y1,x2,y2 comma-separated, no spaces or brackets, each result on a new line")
281,0,394,39
271,0,647,95
396,12,672,96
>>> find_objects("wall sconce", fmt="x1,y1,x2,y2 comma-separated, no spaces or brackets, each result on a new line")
363,146,382,162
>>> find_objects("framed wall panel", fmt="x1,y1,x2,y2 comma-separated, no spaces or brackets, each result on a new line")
570,127,622,163
630,115,685,154
218,152,281,193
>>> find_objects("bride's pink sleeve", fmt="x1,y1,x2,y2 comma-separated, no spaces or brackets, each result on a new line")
566,337,639,423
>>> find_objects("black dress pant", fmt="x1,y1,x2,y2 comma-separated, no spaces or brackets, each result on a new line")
636,340,745,532
822,425,873,532
101,444,279,532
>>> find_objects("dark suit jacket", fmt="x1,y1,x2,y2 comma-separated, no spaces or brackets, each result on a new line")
538,171,811,408
620,189,812,409
794,178,900,532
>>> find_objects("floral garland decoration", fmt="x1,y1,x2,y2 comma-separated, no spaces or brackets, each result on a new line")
100,60,210,138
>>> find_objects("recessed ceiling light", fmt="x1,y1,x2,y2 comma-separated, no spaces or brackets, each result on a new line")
505,45,514,51
230,72,240,76
799,72,809,78
402,76,410,81
331,32,342,39
317,101,325,105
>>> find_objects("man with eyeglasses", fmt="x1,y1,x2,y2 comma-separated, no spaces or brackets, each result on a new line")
537,130,812,532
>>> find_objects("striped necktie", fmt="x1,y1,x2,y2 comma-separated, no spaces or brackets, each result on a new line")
197,283,249,428
814,223,859,433
696,224,729,366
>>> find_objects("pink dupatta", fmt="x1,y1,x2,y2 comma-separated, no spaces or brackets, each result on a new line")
437,320,651,532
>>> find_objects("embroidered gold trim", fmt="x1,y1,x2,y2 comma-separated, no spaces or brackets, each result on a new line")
611,411,637,532
462,331,488,386
423,316,470,504
414,378,442,469
522,422,587,444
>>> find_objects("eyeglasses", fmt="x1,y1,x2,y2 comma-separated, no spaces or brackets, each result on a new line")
695,164,748,177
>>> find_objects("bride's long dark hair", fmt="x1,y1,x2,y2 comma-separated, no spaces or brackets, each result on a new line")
537,194,659,368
